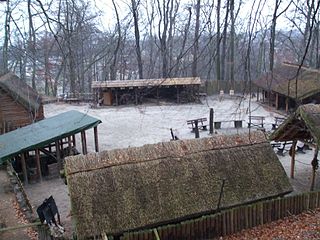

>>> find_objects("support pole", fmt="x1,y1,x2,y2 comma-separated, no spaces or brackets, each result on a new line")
311,145,319,191
209,108,214,134
21,153,28,185
81,131,87,155
290,140,297,179
72,134,76,147
285,97,289,113
115,90,119,105
194,120,199,138
94,126,99,152
68,136,72,155
55,140,62,169
177,86,180,103
135,88,138,105
275,93,279,109
35,149,42,182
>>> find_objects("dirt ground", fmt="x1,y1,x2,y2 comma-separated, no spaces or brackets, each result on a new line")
0,168,32,240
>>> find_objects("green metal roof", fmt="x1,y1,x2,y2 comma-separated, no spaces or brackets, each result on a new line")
0,110,102,164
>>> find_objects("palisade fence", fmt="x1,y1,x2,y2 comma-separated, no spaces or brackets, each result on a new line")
118,191,320,240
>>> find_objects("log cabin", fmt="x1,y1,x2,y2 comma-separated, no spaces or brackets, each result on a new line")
0,72,44,133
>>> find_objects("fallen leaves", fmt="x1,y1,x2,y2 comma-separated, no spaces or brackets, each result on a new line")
223,209,320,240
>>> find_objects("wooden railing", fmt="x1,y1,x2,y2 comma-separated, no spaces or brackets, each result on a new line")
119,191,320,240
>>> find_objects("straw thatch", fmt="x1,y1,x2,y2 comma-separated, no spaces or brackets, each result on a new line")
0,72,42,111
92,77,201,89
254,62,320,100
270,104,320,144
65,131,292,238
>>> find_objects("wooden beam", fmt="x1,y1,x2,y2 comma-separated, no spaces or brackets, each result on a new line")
209,108,214,134
21,153,28,185
290,140,297,179
81,131,87,155
94,126,99,152
35,149,42,182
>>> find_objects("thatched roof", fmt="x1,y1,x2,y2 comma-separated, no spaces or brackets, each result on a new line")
270,104,320,144
92,77,201,89
254,63,320,100
65,132,292,237
0,72,42,111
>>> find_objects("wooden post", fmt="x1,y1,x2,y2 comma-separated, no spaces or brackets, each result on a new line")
55,140,62,169
81,131,87,155
72,134,76,147
209,108,214,134
156,88,159,104
177,86,180,103
135,88,138,105
290,140,297,179
311,146,319,191
35,149,42,182
68,136,72,155
257,88,259,101
21,153,28,185
262,90,265,102
115,90,119,105
94,126,99,152
275,93,279,109
285,97,289,113
194,120,199,138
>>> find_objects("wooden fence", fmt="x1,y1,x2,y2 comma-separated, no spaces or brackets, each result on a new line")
119,191,320,240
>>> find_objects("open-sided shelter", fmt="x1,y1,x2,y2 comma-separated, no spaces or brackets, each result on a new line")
254,63,320,112
0,110,101,184
65,131,292,238
92,77,201,105
270,103,320,190
0,72,44,133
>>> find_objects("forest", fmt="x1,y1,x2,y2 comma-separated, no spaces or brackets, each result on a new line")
0,0,319,96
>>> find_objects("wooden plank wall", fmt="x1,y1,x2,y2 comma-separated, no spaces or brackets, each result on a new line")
0,89,44,133
119,191,320,240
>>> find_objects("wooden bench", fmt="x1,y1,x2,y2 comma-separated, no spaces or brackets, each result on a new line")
248,116,265,129
187,118,208,132
271,141,293,156
272,117,286,130
214,120,244,129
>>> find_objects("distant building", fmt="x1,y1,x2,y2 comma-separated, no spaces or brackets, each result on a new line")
92,77,202,105
0,72,44,133
254,62,320,112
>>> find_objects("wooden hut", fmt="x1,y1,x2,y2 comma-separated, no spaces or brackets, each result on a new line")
254,62,320,112
0,72,44,133
92,77,202,105
270,103,320,190
65,131,292,238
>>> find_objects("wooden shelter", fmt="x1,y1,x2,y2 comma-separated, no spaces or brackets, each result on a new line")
0,110,101,184
254,62,320,112
270,104,320,190
92,77,201,105
65,131,292,238
0,72,44,133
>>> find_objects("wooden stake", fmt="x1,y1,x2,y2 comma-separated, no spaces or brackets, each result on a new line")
35,149,42,182
290,140,297,179
21,153,28,185
94,126,99,152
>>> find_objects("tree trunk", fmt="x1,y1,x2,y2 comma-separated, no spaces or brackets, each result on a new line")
216,0,221,89
192,0,200,77
131,0,143,79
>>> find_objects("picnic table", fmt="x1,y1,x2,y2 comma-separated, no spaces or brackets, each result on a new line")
248,116,265,129
187,118,208,132
213,120,244,129
272,117,286,130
